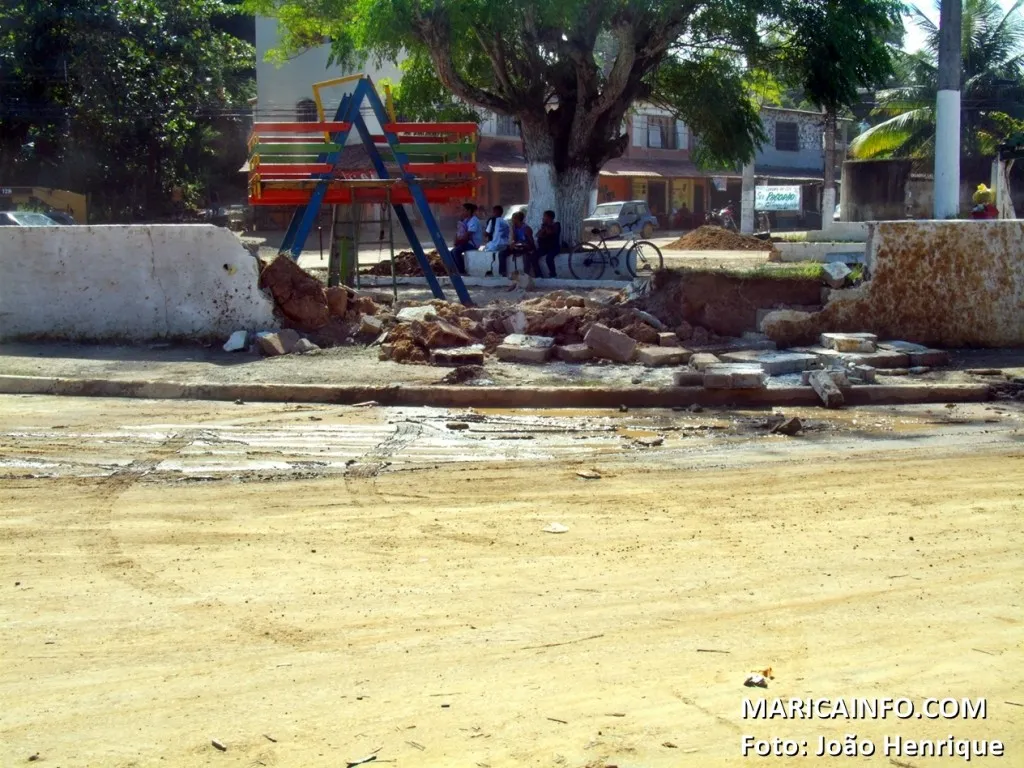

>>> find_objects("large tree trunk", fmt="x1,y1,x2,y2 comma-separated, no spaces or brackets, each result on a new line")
521,118,603,246
822,109,837,230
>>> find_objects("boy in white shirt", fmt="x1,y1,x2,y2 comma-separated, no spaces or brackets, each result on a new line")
450,203,482,275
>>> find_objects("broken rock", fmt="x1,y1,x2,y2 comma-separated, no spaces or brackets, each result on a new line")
703,363,768,390
821,262,852,289
554,343,593,362
820,332,877,353
223,330,248,352
690,353,721,371
259,255,330,330
359,315,385,337
809,369,845,409
256,329,301,356
635,346,692,367
431,346,485,366
584,323,637,363
293,338,320,354
771,416,803,436
397,306,439,323
325,286,349,317
658,332,680,347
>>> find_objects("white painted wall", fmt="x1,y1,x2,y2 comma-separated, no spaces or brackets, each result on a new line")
255,16,403,136
0,226,277,341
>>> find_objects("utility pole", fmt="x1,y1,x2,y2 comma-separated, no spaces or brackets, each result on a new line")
821,109,837,229
740,162,755,234
934,0,962,219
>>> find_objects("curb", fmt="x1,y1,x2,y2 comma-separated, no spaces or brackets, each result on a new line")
0,375,991,409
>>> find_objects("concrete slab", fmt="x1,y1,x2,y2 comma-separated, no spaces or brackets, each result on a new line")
673,370,705,387
503,334,555,349
496,344,552,363
585,324,637,362
703,363,768,390
820,332,877,353
554,344,593,362
431,346,485,366
719,350,818,376
690,353,721,371
803,346,910,369
635,347,692,367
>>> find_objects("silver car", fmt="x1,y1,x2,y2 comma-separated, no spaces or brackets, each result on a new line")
0,211,58,226
583,200,658,239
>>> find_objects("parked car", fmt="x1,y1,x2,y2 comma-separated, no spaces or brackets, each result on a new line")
0,211,58,226
582,200,657,239
44,211,76,225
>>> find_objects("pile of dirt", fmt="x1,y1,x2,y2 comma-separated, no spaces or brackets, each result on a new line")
259,255,332,331
362,250,447,277
382,318,483,365
666,226,776,252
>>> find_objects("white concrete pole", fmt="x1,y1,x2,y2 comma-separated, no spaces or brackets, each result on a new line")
740,162,755,233
934,0,962,219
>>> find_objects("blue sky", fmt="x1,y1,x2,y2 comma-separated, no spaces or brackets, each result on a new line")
903,0,1020,51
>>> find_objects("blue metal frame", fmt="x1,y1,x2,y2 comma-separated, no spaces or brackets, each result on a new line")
274,76,474,306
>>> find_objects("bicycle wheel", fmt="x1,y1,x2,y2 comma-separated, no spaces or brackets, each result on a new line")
626,240,663,277
569,242,607,281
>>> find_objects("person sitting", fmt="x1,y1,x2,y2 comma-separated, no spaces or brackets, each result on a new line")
484,205,504,243
450,203,482,274
535,210,561,278
480,207,511,275
500,211,537,277
970,184,998,219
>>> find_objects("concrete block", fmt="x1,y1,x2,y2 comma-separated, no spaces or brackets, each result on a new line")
503,333,555,349
496,344,552,363
822,262,852,288
584,323,637,362
805,346,909,369
690,353,721,371
223,330,247,352
397,306,438,323
658,332,680,347
359,315,385,336
878,340,928,353
257,329,301,356
635,346,692,367
851,364,877,383
820,332,877,353
432,345,485,366
719,350,818,376
809,369,845,408
802,368,851,389
673,370,705,387
703,363,768,390
554,343,593,362
293,338,320,354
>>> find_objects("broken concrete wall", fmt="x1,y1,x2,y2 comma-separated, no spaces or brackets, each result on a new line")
763,220,1024,347
0,225,277,342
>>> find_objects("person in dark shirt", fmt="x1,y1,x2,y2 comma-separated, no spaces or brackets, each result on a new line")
502,211,537,277
535,209,561,278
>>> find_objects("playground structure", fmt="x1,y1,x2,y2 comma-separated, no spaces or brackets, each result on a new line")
247,75,479,305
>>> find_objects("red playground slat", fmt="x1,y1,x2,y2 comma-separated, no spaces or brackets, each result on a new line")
250,183,479,206
252,122,351,134
384,123,477,135
255,163,333,174
403,162,477,175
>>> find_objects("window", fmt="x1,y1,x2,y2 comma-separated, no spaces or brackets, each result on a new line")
775,121,800,152
646,116,677,149
296,99,318,123
495,114,518,137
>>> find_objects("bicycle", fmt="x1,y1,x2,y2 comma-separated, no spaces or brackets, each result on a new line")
569,227,663,281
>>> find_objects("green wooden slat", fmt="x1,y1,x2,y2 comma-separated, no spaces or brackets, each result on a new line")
392,142,476,155
250,142,341,158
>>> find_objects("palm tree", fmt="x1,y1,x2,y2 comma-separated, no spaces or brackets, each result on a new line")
850,0,1024,161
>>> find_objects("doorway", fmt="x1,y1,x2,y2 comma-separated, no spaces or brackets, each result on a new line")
648,180,668,220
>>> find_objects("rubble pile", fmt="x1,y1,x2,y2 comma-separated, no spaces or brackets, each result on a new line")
666,226,776,253
361,250,447,277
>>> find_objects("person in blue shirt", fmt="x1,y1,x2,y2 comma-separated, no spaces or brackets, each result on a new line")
480,205,512,275
450,203,482,275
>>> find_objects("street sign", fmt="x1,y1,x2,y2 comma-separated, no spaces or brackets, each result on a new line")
755,185,801,211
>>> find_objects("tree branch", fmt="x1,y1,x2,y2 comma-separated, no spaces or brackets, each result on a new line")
410,7,511,113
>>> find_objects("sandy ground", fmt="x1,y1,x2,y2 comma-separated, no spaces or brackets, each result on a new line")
1,395,1023,767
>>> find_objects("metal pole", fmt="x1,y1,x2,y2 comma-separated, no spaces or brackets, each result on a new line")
352,201,361,290
934,0,962,219
388,189,398,303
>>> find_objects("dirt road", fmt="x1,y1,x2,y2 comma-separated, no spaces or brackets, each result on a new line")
1,396,1022,767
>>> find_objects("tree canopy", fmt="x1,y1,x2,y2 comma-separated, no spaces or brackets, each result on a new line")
251,0,902,235
851,0,1024,161
0,0,255,221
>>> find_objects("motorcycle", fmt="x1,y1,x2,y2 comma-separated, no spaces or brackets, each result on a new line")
706,204,738,232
